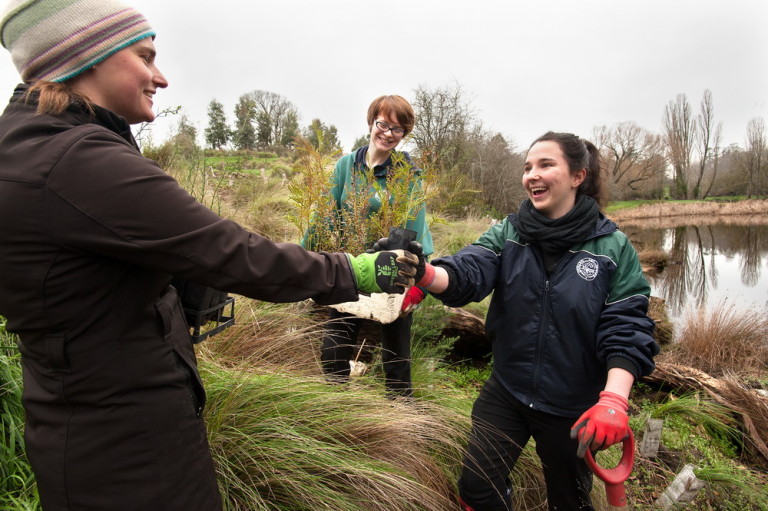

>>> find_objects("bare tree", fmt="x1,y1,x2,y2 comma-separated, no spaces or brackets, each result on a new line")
468,132,526,214
410,81,478,171
593,122,666,199
701,122,723,199
709,144,748,196
662,94,696,199
743,117,766,198
693,90,723,199
243,90,300,149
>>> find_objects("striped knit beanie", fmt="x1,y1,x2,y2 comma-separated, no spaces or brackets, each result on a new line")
0,0,154,83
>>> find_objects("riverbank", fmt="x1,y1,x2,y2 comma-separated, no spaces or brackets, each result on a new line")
608,199,768,227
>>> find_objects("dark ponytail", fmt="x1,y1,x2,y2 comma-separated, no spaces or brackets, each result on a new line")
530,131,606,207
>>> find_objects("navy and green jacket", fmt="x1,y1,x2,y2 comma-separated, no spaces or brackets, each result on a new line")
302,145,434,257
432,212,658,417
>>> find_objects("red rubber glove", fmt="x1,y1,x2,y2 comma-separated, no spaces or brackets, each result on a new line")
401,286,427,314
570,391,629,458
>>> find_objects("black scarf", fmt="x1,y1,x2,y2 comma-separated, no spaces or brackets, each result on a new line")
513,195,600,272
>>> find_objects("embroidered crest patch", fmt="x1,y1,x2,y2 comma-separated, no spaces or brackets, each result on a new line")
576,257,599,281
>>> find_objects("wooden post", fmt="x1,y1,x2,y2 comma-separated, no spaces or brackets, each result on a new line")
639,418,664,458
655,464,706,509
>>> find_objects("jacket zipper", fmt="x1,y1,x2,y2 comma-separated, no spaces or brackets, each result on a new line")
530,279,550,408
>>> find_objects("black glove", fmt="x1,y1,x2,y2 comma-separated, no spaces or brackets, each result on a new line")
372,238,426,284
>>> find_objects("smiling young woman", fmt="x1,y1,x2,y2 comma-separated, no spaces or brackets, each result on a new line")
67,37,168,124
419,131,657,511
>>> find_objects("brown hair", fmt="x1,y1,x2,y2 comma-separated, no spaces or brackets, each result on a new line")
530,131,607,207
25,81,93,117
366,95,415,135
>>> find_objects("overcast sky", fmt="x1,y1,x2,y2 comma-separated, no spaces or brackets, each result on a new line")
1,0,766,152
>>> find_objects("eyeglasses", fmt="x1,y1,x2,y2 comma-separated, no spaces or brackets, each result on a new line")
375,120,406,137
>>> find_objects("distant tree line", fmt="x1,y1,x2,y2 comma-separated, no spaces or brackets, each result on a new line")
593,89,767,201
203,90,340,155
197,83,767,215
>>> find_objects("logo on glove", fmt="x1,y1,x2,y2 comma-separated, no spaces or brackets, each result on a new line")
376,260,398,286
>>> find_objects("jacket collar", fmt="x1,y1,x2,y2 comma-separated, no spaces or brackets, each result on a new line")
10,83,138,149
354,145,393,178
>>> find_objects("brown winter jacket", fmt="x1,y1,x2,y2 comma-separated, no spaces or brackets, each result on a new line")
0,85,358,510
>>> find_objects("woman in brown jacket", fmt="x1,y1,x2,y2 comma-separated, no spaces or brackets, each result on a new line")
0,1,421,509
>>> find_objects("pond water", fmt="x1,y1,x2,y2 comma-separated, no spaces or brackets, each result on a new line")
622,222,768,329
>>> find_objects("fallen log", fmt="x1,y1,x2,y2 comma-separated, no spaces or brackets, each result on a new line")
442,307,490,359
641,363,768,466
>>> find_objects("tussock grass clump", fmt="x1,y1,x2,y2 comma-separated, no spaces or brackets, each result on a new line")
200,361,470,511
199,300,324,375
664,302,768,376
0,342,39,510
232,176,299,241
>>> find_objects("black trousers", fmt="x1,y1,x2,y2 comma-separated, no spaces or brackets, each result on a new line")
320,308,413,396
458,373,594,511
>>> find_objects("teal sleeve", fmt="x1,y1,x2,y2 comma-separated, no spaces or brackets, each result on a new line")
472,219,514,254
607,232,651,303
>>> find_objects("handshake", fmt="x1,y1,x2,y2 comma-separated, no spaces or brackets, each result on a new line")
346,237,431,296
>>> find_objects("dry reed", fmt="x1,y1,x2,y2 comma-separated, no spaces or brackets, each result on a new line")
637,249,668,273
198,299,325,375
201,361,471,511
720,373,768,467
610,200,768,229
662,301,768,377
648,296,674,346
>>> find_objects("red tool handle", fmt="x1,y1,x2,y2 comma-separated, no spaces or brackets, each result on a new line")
584,429,635,508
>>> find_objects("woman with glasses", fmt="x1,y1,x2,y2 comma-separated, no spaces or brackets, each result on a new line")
306,95,433,397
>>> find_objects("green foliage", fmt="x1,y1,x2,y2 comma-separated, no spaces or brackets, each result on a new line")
232,95,257,151
404,297,458,393
426,166,482,218
649,395,742,455
204,99,230,150
230,172,298,241
0,319,39,510
428,214,490,258
350,134,369,152
627,393,768,510
304,118,342,155
445,363,492,391
289,139,432,254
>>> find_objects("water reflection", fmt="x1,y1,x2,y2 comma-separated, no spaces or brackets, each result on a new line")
621,222,768,323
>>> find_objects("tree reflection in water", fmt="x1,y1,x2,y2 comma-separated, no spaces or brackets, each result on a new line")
624,222,768,325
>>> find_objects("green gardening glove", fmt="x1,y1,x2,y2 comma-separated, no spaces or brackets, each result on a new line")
347,250,418,294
